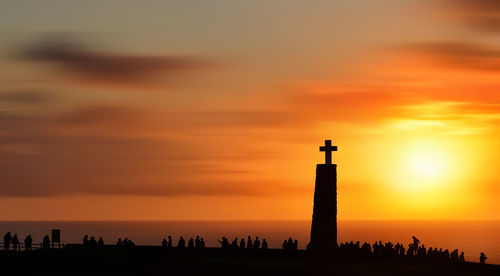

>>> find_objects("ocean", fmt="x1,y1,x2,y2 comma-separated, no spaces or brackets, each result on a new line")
0,220,499,264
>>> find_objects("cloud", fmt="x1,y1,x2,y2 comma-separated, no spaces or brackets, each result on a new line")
0,90,54,104
402,41,500,71
448,0,500,32
281,85,415,124
17,37,211,85
0,103,303,197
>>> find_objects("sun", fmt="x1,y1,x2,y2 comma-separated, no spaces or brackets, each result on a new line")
387,138,456,193
408,151,445,179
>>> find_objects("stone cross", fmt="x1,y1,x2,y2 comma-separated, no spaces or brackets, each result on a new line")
319,140,337,165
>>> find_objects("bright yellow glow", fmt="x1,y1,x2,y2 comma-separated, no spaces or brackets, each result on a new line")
384,138,458,195
406,147,446,180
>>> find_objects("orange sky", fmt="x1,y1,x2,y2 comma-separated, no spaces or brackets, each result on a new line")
0,0,499,220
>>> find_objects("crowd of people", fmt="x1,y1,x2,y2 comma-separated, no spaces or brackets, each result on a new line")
1,231,490,264
336,236,485,264
159,236,206,248
116,238,135,247
2,232,36,250
82,234,105,247
282,237,298,250
217,236,268,249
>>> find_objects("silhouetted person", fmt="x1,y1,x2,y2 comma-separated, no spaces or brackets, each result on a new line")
460,252,465,262
412,236,420,248
451,249,459,262
162,238,168,248
200,237,205,248
3,232,11,251
42,235,50,249
407,245,415,256
231,238,238,248
195,236,201,248
293,240,298,250
240,238,245,248
98,237,104,247
282,239,288,250
480,252,487,264
89,236,97,246
188,237,194,248
116,238,122,246
247,236,252,249
122,238,134,247
253,236,260,249
12,234,19,251
24,235,32,251
83,234,89,246
168,236,173,248
443,249,450,261
261,238,268,249
178,236,185,248
218,237,229,248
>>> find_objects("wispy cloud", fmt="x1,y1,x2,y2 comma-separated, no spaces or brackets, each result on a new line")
402,41,500,71
446,0,500,32
17,36,212,85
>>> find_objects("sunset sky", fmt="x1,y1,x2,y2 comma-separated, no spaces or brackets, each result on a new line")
0,0,499,220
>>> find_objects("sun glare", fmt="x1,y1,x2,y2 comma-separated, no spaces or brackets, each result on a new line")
408,151,445,179
384,138,458,194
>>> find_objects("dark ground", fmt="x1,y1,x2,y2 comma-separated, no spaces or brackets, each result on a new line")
1,246,499,276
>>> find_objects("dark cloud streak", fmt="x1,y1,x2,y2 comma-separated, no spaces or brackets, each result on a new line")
447,0,500,32
0,90,54,104
17,37,211,84
403,41,500,71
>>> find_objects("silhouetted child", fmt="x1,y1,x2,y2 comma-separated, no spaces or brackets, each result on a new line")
117,238,123,246
188,237,194,248
200,238,205,248
240,238,245,248
247,236,252,249
261,238,268,249
480,253,487,264
83,234,89,246
24,235,32,251
162,238,167,248
3,232,11,251
460,252,465,262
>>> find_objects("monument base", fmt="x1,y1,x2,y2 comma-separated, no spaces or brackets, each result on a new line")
309,164,337,251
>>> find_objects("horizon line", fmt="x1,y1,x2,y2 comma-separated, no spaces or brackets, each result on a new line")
1,219,499,222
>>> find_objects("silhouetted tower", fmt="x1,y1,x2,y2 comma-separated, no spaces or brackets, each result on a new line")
310,140,338,251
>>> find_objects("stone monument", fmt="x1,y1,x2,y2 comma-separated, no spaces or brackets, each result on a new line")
309,140,338,251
